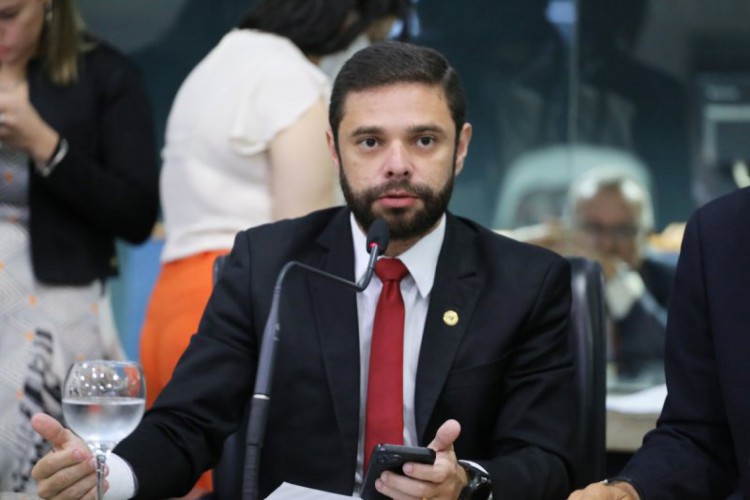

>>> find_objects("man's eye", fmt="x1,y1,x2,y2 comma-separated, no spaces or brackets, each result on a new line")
361,138,378,148
417,136,434,146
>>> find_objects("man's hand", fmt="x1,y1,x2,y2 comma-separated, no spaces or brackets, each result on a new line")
31,413,104,500
568,481,640,500
375,419,467,499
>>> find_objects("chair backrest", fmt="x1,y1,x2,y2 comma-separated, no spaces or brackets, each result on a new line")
213,254,228,285
212,404,249,499
211,253,248,499
565,256,607,487
210,255,608,496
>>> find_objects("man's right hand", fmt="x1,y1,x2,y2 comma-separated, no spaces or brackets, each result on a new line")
568,481,640,500
31,413,104,499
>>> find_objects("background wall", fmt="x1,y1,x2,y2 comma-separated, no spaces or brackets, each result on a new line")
78,0,750,359
79,0,251,359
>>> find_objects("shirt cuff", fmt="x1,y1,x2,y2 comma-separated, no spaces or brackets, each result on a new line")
457,459,489,474
104,453,137,499
605,267,645,320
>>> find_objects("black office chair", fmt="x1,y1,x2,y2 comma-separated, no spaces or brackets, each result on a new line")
209,255,607,497
566,256,607,488
209,254,247,499
212,403,249,499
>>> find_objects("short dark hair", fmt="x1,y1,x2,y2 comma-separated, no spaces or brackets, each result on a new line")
329,41,466,143
239,0,409,57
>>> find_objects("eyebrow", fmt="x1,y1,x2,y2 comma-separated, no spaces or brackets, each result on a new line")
349,126,385,138
348,124,448,138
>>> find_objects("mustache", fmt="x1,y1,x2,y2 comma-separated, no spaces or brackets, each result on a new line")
365,180,433,199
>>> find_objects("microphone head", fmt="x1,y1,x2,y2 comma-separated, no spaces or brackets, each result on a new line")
366,218,390,256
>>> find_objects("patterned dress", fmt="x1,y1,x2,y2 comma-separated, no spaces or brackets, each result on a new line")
0,148,106,492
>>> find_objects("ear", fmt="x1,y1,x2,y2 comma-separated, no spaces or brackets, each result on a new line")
453,123,472,177
326,128,341,173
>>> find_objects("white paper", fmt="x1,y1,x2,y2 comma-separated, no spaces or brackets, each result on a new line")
265,482,354,499
606,383,667,414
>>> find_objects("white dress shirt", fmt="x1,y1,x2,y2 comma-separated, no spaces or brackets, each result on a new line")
351,214,445,490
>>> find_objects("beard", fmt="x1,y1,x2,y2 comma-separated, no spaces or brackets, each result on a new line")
339,167,455,241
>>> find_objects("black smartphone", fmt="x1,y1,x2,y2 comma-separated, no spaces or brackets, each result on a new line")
360,444,437,500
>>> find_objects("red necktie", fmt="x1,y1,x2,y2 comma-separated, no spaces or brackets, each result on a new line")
364,258,409,473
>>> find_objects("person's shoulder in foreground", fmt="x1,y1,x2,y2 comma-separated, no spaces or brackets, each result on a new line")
568,186,750,500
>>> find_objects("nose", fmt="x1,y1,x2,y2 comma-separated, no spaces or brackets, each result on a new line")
593,231,618,254
383,142,412,179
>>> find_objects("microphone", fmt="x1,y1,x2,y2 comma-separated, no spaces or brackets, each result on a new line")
357,218,390,289
242,218,390,500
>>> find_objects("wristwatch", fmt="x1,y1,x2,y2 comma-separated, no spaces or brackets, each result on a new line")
601,476,643,499
457,460,492,499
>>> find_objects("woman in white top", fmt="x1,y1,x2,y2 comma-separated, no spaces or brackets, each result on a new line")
139,0,409,495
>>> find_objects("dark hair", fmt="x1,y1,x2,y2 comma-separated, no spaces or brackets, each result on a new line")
361,0,410,22
329,41,466,142
239,0,407,57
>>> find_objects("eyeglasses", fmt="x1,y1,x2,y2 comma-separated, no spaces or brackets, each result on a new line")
577,222,640,242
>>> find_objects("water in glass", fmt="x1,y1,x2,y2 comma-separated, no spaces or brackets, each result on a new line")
62,360,145,500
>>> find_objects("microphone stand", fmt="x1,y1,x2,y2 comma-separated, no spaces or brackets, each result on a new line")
242,224,387,500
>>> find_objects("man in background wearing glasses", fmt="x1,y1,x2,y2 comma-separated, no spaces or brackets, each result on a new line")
567,168,673,385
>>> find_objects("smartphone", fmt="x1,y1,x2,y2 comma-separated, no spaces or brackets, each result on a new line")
360,444,437,500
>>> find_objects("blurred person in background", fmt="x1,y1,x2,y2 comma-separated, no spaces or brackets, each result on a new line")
566,169,673,385
570,168,674,384
0,0,158,493
519,168,673,385
138,0,409,495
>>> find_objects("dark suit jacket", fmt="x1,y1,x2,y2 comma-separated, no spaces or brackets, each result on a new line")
117,208,575,499
615,256,675,379
621,187,750,498
27,40,158,284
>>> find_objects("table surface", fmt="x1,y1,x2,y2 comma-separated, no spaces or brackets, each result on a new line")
606,409,659,452
605,384,665,452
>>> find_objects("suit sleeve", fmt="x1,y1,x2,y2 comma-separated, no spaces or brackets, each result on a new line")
621,212,738,499
478,256,575,499
614,286,667,377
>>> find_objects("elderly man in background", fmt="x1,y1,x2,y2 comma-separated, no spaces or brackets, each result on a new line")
566,168,673,384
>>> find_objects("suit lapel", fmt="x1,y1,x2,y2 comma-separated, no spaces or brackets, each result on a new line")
308,210,361,461
415,215,483,442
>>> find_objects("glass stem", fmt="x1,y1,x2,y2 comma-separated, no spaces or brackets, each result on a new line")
96,453,106,500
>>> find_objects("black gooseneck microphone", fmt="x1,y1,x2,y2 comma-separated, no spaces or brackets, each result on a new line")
356,218,390,289
242,218,390,500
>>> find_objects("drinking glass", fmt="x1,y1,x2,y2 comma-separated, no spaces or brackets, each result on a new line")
62,360,146,500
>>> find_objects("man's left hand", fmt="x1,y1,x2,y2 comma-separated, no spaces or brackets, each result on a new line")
375,419,468,499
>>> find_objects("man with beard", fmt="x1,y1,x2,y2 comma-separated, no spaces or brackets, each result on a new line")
31,42,575,500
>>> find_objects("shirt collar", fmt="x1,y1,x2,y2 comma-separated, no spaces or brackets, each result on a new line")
350,213,446,298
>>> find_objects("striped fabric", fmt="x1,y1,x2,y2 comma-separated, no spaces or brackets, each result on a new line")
0,148,106,493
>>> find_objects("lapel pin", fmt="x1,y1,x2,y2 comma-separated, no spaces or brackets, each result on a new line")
443,310,459,326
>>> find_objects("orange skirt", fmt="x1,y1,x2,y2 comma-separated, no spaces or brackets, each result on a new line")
140,249,229,494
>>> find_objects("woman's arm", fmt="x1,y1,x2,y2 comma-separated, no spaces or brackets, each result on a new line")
268,96,336,221
25,51,159,244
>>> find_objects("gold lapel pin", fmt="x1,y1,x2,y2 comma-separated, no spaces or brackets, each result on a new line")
443,310,459,326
